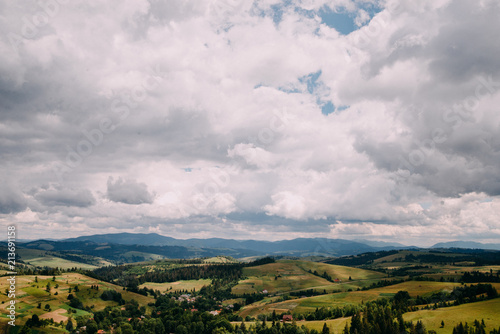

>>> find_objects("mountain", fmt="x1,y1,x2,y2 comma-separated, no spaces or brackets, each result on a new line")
18,239,262,264
351,239,410,248
65,232,178,246
431,241,500,250
60,233,417,257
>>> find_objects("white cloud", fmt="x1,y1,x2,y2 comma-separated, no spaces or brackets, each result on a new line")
107,177,154,205
0,0,499,244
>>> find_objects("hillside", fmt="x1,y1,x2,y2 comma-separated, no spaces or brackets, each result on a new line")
0,253,498,333
0,273,154,332
17,240,262,264
232,260,386,296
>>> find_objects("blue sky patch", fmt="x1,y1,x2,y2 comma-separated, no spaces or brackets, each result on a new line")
319,7,358,35
318,4,383,35
299,70,322,94
321,101,335,115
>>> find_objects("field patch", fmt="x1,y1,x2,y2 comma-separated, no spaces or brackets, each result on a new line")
39,308,69,323
0,273,154,328
238,280,466,318
139,279,212,293
233,260,387,298
404,298,500,334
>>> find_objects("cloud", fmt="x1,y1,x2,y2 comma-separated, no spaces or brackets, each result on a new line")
0,182,27,214
0,0,499,244
107,177,154,205
34,187,96,208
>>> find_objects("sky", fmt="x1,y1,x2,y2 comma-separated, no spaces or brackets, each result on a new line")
1,0,500,247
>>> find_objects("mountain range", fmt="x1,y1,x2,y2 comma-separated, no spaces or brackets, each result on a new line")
431,240,500,250
13,233,499,265
63,232,415,255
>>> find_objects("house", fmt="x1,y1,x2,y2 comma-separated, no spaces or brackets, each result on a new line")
97,330,106,334
209,310,220,316
334,278,341,283
283,315,293,322
262,290,268,294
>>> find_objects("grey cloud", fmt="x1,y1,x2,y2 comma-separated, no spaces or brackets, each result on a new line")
107,177,154,205
1,0,499,244
427,1,500,82
0,182,27,214
348,0,500,199
34,187,96,208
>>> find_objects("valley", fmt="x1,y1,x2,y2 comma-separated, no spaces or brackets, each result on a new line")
0,235,499,333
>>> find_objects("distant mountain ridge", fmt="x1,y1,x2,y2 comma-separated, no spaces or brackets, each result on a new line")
10,233,500,266
62,232,416,255
19,233,500,258
431,240,500,250
61,233,500,252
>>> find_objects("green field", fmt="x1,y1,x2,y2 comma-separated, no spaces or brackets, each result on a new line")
203,256,238,263
139,279,212,292
0,273,155,330
233,318,351,333
233,260,385,296
238,280,466,317
16,248,104,270
404,298,500,333
1,254,498,333
21,256,98,270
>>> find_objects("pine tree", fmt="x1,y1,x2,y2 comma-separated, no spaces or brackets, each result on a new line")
66,319,74,331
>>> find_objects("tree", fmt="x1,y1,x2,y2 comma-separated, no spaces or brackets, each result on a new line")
26,314,41,328
240,321,247,334
86,320,98,334
441,320,445,328
120,323,134,334
322,322,330,334
175,325,188,334
18,326,32,334
69,297,83,309
66,319,74,332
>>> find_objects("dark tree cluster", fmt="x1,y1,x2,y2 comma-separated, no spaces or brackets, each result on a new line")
461,271,500,283
414,283,498,309
451,320,494,334
101,289,125,304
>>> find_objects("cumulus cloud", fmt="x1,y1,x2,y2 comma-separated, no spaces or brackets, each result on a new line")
107,177,154,205
0,0,499,244
0,182,27,214
34,187,96,208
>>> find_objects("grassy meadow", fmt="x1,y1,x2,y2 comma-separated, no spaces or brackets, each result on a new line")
139,279,212,293
0,273,154,331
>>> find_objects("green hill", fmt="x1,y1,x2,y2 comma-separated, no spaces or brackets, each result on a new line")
232,259,386,296
0,273,154,331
